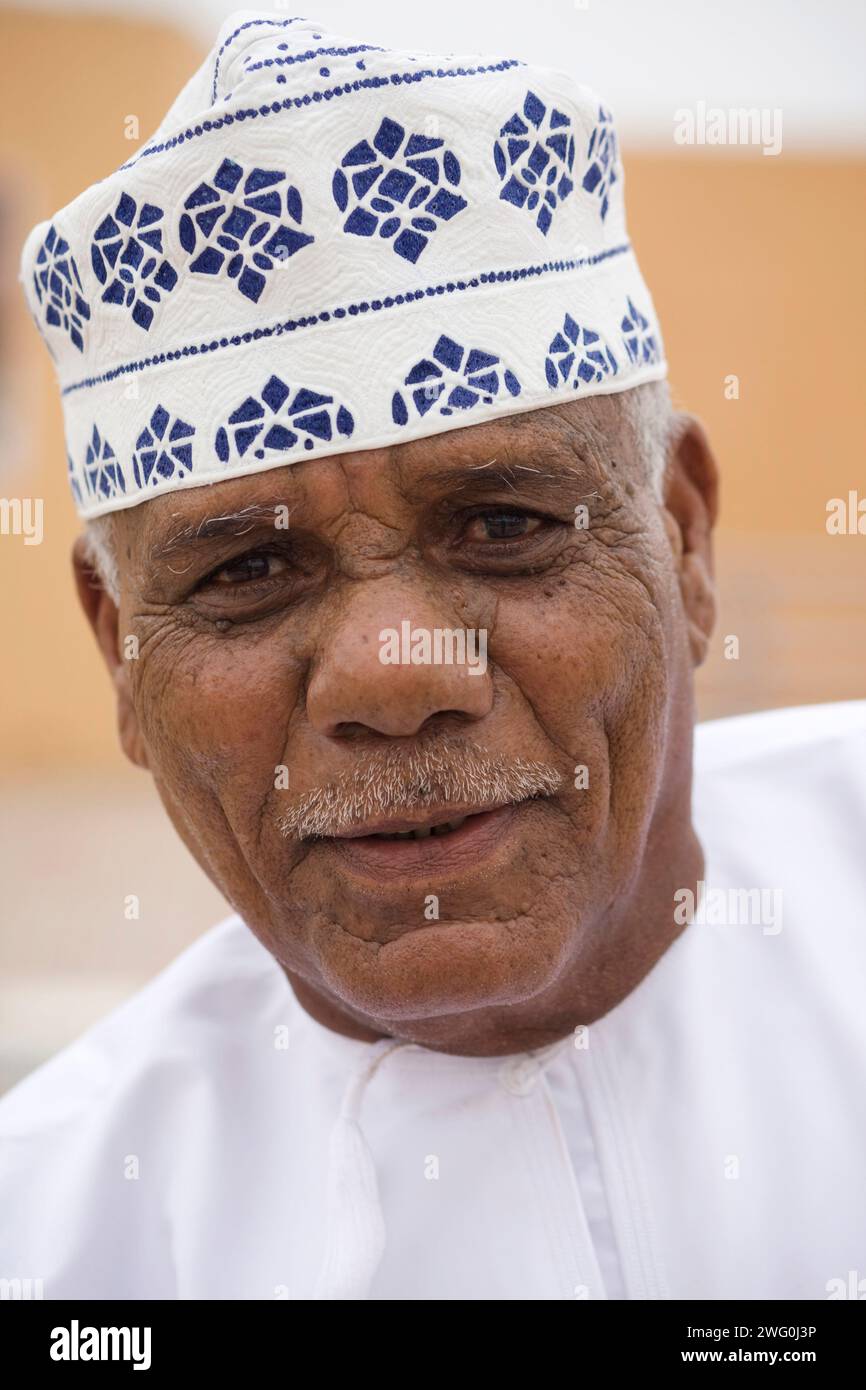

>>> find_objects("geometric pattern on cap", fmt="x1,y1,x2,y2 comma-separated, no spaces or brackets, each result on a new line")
32,225,91,353
494,90,575,236
545,312,619,389
80,425,126,503
180,158,314,304
132,405,196,490
215,373,355,464
621,297,662,366
67,451,82,509
333,116,467,265
391,333,522,425
581,106,619,222
90,193,178,332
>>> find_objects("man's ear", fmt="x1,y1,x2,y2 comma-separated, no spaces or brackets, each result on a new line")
661,413,719,667
72,535,149,769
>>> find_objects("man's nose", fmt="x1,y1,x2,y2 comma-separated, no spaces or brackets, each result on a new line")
306,585,494,738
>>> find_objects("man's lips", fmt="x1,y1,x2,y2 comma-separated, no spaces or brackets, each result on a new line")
316,803,521,878
326,803,507,840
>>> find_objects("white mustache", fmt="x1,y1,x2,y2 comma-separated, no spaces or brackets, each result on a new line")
277,742,562,839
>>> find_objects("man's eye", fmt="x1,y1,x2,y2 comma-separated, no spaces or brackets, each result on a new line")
464,510,543,542
208,551,289,585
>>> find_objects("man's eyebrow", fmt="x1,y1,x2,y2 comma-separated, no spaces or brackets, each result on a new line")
146,438,602,559
148,502,291,560
411,455,594,498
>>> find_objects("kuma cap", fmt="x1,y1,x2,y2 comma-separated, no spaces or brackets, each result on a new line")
19,9,667,518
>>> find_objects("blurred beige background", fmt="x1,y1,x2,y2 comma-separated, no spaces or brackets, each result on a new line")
1,3,864,1092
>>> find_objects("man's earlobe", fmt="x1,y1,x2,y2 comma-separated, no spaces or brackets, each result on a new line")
71,537,149,770
662,414,719,668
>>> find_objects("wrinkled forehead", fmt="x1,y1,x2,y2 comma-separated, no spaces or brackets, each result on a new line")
113,395,634,559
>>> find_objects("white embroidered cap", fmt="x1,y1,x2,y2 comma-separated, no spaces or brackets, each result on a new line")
19,9,667,519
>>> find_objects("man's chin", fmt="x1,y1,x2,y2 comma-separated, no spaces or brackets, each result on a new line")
308,910,575,1030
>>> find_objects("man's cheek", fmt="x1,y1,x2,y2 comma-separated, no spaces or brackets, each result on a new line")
503,577,669,833
134,630,302,810
491,576,664,728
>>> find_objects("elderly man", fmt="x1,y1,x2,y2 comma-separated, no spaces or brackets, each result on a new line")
2,12,864,1303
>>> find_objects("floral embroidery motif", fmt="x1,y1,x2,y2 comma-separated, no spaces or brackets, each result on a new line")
333,117,467,264
82,426,126,502
493,90,575,235
581,106,618,221
179,159,313,303
32,225,90,352
91,193,178,331
621,297,661,365
391,334,521,425
215,374,354,463
545,313,618,389
132,405,195,489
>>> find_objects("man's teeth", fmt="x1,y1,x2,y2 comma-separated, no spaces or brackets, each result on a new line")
370,816,469,842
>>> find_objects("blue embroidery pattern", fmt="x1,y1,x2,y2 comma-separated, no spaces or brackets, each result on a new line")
121,61,522,176
179,159,314,304
581,106,618,221
621,297,661,365
132,405,196,490
211,15,308,102
244,41,383,84
493,90,575,236
32,225,90,352
82,426,126,501
333,117,467,264
91,194,178,331
391,334,521,425
545,313,618,389
215,374,355,463
67,452,82,509
61,247,632,399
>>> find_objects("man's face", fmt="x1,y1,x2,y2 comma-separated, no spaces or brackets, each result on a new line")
88,393,716,1054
